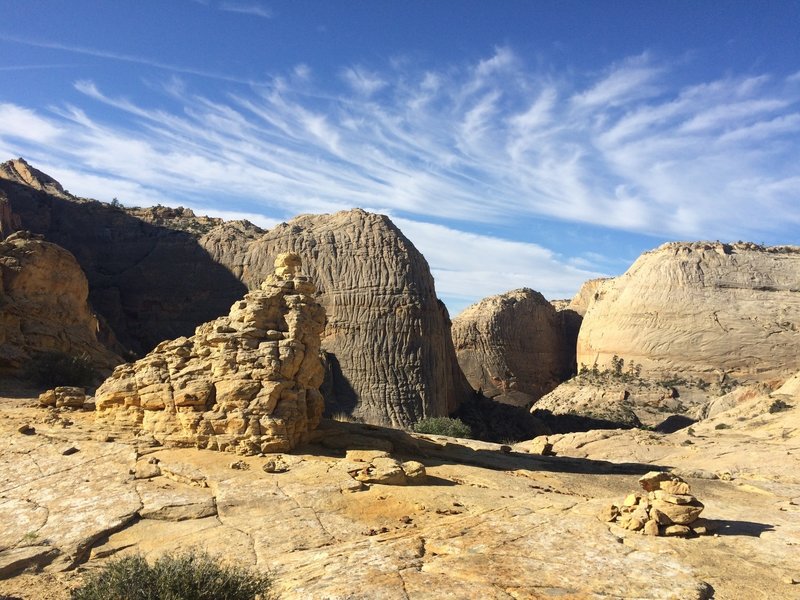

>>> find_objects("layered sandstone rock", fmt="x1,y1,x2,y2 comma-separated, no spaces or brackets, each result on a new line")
0,231,120,374
451,288,573,407
0,158,69,198
578,242,800,386
0,164,255,355
533,381,643,429
95,254,326,454
236,210,471,427
1,160,471,427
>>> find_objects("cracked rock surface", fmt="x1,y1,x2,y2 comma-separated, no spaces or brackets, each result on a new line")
2,378,800,599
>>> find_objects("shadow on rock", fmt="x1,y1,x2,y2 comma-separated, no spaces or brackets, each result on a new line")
710,520,776,537
308,419,671,477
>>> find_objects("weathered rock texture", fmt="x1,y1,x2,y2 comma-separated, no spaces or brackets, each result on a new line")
603,472,708,537
0,158,69,198
0,163,256,355
578,242,800,386
95,254,326,454
233,210,471,427
565,277,610,317
451,288,573,406
1,160,471,427
0,231,120,373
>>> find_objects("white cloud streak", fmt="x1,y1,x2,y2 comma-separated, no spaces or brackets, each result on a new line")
218,2,273,18
1,49,799,308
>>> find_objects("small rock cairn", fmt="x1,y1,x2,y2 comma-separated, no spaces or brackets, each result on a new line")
602,471,712,537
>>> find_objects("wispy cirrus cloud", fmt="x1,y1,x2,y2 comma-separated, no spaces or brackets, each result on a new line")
0,34,263,85
1,48,799,309
218,2,272,19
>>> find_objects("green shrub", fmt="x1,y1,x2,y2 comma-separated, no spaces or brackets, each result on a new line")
23,351,98,388
71,550,273,600
411,417,472,438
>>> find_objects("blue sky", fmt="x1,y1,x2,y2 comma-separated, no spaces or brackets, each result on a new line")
1,1,799,314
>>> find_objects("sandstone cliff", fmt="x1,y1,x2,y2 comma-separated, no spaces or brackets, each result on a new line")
95,253,326,453
0,169,253,355
577,242,800,386
0,231,120,374
1,160,471,428
451,288,573,407
0,158,69,198
234,210,471,427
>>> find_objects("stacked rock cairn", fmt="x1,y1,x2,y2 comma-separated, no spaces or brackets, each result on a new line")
94,253,326,455
602,471,712,537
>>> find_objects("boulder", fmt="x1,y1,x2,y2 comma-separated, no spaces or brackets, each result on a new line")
0,231,121,375
577,242,800,386
451,288,573,407
95,253,326,454
237,209,471,427
38,387,87,409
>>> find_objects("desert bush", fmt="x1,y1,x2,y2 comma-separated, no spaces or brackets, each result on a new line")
71,550,273,600
24,351,98,387
411,417,472,438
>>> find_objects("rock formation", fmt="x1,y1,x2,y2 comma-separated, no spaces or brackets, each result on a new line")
577,242,800,386
0,231,120,374
533,381,643,430
235,210,471,427
0,158,69,198
95,253,326,454
1,161,472,427
602,472,710,537
451,288,573,406
0,164,256,355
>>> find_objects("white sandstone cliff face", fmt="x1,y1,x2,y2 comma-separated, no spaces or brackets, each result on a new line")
95,253,327,454
577,241,800,386
451,288,573,406
0,231,120,373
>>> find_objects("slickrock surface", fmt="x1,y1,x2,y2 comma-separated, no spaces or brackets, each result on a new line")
238,210,471,427
452,288,574,406
94,253,326,454
534,379,644,429
3,374,800,599
0,231,120,373
577,242,800,385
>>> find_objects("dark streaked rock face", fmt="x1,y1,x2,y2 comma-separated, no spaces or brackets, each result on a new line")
451,288,574,407
0,174,251,356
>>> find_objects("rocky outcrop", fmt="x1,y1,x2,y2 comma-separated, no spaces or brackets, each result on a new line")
95,253,326,454
0,158,69,198
565,277,610,316
0,169,255,355
533,380,643,430
0,231,120,374
1,160,471,427
451,288,573,407
235,210,471,427
577,242,800,386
